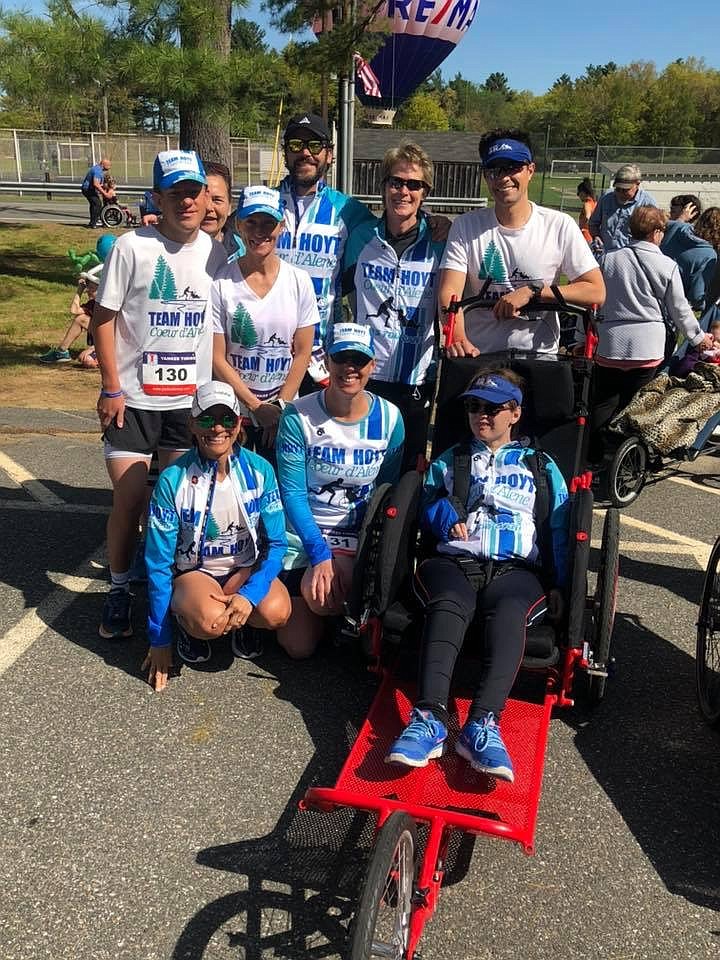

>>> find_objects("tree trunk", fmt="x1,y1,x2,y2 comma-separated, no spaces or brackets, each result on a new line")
178,0,232,166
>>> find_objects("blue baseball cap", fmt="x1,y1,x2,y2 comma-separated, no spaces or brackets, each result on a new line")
239,185,284,222
480,137,533,166
328,323,374,360
462,374,522,405
153,150,207,191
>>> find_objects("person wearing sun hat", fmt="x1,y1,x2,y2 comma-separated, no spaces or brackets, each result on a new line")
210,184,318,464
439,128,604,358
385,365,569,782
90,149,227,645
274,321,405,658
141,380,291,690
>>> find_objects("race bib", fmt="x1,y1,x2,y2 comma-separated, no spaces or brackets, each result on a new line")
142,351,196,396
324,531,358,555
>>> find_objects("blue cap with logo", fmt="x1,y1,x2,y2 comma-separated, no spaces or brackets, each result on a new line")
153,150,207,191
238,185,284,222
462,373,522,405
480,137,533,167
328,323,374,360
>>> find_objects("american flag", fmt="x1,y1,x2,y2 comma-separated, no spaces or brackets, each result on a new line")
353,53,382,99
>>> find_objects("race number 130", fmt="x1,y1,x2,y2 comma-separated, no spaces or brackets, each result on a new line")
142,351,197,396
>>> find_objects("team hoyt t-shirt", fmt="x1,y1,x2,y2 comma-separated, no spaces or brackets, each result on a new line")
210,259,319,401
276,391,404,568
197,474,255,578
440,204,598,354
96,227,227,410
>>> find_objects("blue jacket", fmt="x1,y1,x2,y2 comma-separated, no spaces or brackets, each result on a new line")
422,439,570,586
589,187,657,251
145,445,287,647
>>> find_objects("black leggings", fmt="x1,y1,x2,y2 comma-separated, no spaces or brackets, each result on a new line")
414,556,547,720
589,363,659,461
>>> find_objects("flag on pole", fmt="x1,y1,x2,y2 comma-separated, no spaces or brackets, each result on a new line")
353,53,382,99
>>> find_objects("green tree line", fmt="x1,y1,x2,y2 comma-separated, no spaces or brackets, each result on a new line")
2,2,719,153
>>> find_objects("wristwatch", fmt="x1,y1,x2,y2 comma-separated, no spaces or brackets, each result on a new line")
269,398,287,410
528,281,544,297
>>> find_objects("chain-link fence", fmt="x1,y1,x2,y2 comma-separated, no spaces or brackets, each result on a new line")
0,128,281,188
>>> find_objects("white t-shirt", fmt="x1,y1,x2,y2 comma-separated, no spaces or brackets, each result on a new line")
199,475,255,577
210,259,320,401
440,204,598,354
96,227,227,409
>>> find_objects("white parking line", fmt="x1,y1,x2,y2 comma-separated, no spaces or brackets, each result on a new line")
667,474,720,496
0,547,107,677
0,451,65,505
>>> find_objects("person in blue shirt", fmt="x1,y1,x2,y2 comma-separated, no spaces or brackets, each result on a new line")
342,142,445,472
142,381,290,691
386,369,569,783
589,163,658,253
275,323,404,658
80,157,113,228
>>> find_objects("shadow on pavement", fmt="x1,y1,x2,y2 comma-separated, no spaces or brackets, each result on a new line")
567,609,720,912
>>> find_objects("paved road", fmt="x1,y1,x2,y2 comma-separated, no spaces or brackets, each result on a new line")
1,406,719,960
0,196,144,225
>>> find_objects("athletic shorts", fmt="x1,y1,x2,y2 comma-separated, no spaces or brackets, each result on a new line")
103,406,192,458
280,567,305,597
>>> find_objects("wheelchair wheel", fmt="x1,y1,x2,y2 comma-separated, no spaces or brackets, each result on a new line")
696,535,720,727
588,508,620,704
349,812,417,960
100,204,124,228
607,437,647,508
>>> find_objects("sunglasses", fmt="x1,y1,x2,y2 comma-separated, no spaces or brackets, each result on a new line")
386,176,426,192
286,138,328,156
464,399,511,416
195,413,238,429
484,162,528,179
331,350,371,367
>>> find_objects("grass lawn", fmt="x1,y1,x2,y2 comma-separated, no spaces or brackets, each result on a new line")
0,222,129,409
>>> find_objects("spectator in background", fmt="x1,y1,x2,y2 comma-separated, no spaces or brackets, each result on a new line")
577,178,597,244
139,190,160,227
201,160,232,242
661,194,704,263
675,207,720,310
81,156,113,229
38,272,100,365
588,163,658,252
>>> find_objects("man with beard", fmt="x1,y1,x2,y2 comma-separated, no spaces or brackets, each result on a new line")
226,114,375,388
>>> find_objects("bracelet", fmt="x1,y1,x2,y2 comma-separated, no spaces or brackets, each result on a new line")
100,389,124,399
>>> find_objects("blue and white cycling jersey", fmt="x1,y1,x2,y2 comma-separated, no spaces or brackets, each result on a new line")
422,439,569,585
276,390,404,568
344,214,444,385
275,177,375,348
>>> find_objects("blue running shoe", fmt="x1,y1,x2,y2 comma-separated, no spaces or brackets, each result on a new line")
99,588,133,639
456,714,514,783
385,708,447,768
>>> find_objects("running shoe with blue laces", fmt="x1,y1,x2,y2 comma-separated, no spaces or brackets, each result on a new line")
455,713,514,783
385,708,448,768
99,587,133,639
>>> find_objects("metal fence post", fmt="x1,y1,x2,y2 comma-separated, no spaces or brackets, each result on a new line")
13,129,22,184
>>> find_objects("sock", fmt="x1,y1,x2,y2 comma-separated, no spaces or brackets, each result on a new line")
110,570,130,592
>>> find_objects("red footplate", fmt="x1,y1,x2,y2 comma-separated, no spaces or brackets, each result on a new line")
305,672,555,852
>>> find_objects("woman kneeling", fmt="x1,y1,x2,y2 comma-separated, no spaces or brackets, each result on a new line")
386,370,569,783
142,381,290,691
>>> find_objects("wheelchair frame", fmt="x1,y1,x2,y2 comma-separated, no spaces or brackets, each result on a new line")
300,299,620,960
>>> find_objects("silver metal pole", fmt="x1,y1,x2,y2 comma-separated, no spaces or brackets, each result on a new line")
347,72,355,195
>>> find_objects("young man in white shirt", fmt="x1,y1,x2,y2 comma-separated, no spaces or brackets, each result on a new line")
91,149,227,640
439,129,605,357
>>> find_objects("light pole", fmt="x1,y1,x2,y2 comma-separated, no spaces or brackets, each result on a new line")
539,122,551,205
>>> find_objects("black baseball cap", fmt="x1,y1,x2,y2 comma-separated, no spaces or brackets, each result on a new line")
283,113,331,143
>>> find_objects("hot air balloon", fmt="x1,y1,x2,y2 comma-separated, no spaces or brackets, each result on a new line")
356,0,480,124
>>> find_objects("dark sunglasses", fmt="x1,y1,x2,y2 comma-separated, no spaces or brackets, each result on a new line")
484,162,527,179
386,175,426,192
464,399,510,416
331,350,371,367
195,412,238,429
286,138,328,156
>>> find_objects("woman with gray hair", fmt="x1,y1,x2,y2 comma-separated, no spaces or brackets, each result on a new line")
588,204,714,460
340,142,445,471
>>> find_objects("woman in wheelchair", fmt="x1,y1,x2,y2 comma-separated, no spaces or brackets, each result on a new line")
275,323,405,658
386,369,569,783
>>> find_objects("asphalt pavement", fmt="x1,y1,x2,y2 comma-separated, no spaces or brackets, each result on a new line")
1,405,720,960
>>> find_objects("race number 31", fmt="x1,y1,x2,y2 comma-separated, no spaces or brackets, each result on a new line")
142,351,197,396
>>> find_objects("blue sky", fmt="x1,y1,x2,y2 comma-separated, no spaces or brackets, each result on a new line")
13,0,720,95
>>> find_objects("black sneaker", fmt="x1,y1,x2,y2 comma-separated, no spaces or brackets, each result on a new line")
175,621,211,664
231,627,264,660
99,588,133,639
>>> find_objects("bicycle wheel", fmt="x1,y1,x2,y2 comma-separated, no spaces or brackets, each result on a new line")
607,436,647,508
696,535,720,726
588,508,620,704
101,204,124,228
349,812,417,960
